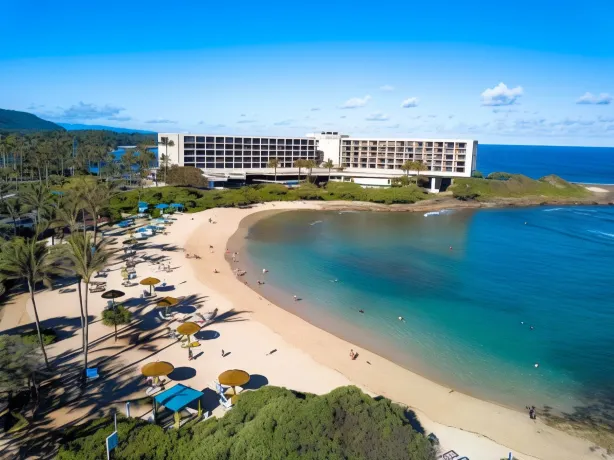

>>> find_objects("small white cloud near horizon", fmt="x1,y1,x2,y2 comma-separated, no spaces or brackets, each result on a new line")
576,92,613,105
340,95,371,109
144,118,177,124
481,83,523,106
380,85,395,92
273,119,293,126
365,112,390,121
401,97,419,108
237,119,256,124
310,107,320,111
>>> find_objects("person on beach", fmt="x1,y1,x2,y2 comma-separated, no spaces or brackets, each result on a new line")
262,268,268,274
293,295,298,301
221,349,225,357
188,347,193,361
349,349,355,359
213,269,219,273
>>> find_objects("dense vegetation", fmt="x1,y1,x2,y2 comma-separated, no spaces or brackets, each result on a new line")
165,165,208,187
109,181,429,216
449,174,592,201
57,386,436,460
0,108,64,133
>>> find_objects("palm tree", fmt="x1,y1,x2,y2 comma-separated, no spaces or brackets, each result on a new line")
64,233,109,378
79,180,118,243
401,160,413,179
294,159,305,183
121,149,137,186
1,197,23,236
0,238,65,368
323,159,334,181
54,192,83,236
413,160,428,185
304,159,316,183
21,183,53,226
267,158,280,182
158,137,175,183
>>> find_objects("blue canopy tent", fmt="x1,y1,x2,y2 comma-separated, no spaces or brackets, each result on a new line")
138,201,149,213
153,384,204,428
155,203,170,210
170,203,184,211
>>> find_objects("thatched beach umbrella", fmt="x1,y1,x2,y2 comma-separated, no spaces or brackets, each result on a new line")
141,361,174,385
176,322,200,359
101,289,126,342
218,369,250,396
140,276,161,295
123,238,138,245
156,296,179,316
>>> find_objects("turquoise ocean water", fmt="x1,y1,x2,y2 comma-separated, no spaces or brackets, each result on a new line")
240,207,614,415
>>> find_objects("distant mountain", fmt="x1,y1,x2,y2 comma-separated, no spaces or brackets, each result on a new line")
0,108,65,132
58,123,156,134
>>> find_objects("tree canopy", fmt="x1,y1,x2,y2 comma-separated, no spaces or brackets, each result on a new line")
57,386,435,460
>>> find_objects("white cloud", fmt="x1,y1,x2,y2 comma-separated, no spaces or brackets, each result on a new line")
365,112,390,121
40,102,128,121
237,119,256,124
481,83,523,106
144,118,177,124
310,107,320,111
380,85,395,92
340,115,347,119
340,95,371,109
273,119,293,126
401,97,419,108
576,92,613,105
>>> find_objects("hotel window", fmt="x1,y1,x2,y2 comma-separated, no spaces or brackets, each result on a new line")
206,136,214,142
215,137,224,143
196,136,205,142
225,137,233,143
244,138,252,144
184,136,195,142
253,138,260,145
184,143,195,149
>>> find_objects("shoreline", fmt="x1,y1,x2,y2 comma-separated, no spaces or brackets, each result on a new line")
186,201,610,460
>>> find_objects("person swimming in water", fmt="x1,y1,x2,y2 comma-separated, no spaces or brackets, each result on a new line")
358,309,364,314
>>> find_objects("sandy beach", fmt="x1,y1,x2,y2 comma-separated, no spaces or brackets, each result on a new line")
4,201,611,460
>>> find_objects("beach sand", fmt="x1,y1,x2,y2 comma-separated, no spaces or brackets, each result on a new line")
8,201,610,460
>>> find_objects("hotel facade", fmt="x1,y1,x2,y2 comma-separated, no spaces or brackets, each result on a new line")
158,132,477,191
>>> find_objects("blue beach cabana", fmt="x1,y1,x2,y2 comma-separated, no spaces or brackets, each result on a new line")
170,203,184,211
155,203,170,210
153,384,204,428
138,201,149,213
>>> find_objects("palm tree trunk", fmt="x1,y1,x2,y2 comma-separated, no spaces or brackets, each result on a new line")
77,280,86,367
84,286,90,379
274,166,277,182
28,282,50,368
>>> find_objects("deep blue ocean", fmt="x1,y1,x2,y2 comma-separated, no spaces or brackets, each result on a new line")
242,207,614,414
477,144,614,184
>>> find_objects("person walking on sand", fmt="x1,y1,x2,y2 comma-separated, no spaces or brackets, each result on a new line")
349,349,355,359
221,349,225,357
293,295,298,301
188,347,194,361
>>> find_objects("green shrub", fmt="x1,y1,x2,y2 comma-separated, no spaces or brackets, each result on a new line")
58,386,435,460
471,170,484,178
450,174,590,201
102,306,131,327
21,328,57,346
486,172,514,181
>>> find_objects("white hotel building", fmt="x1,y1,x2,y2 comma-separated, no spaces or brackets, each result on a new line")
158,132,477,191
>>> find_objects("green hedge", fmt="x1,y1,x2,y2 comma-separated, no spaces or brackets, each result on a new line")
20,328,57,346
109,182,429,217
57,386,435,460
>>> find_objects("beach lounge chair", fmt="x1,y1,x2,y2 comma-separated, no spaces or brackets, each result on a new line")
219,393,233,411
158,311,171,321
185,407,212,421
86,368,99,381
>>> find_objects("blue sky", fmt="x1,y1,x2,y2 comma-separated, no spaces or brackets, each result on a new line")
2,0,613,146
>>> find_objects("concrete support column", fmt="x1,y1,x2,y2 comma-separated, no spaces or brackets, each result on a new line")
429,177,441,193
